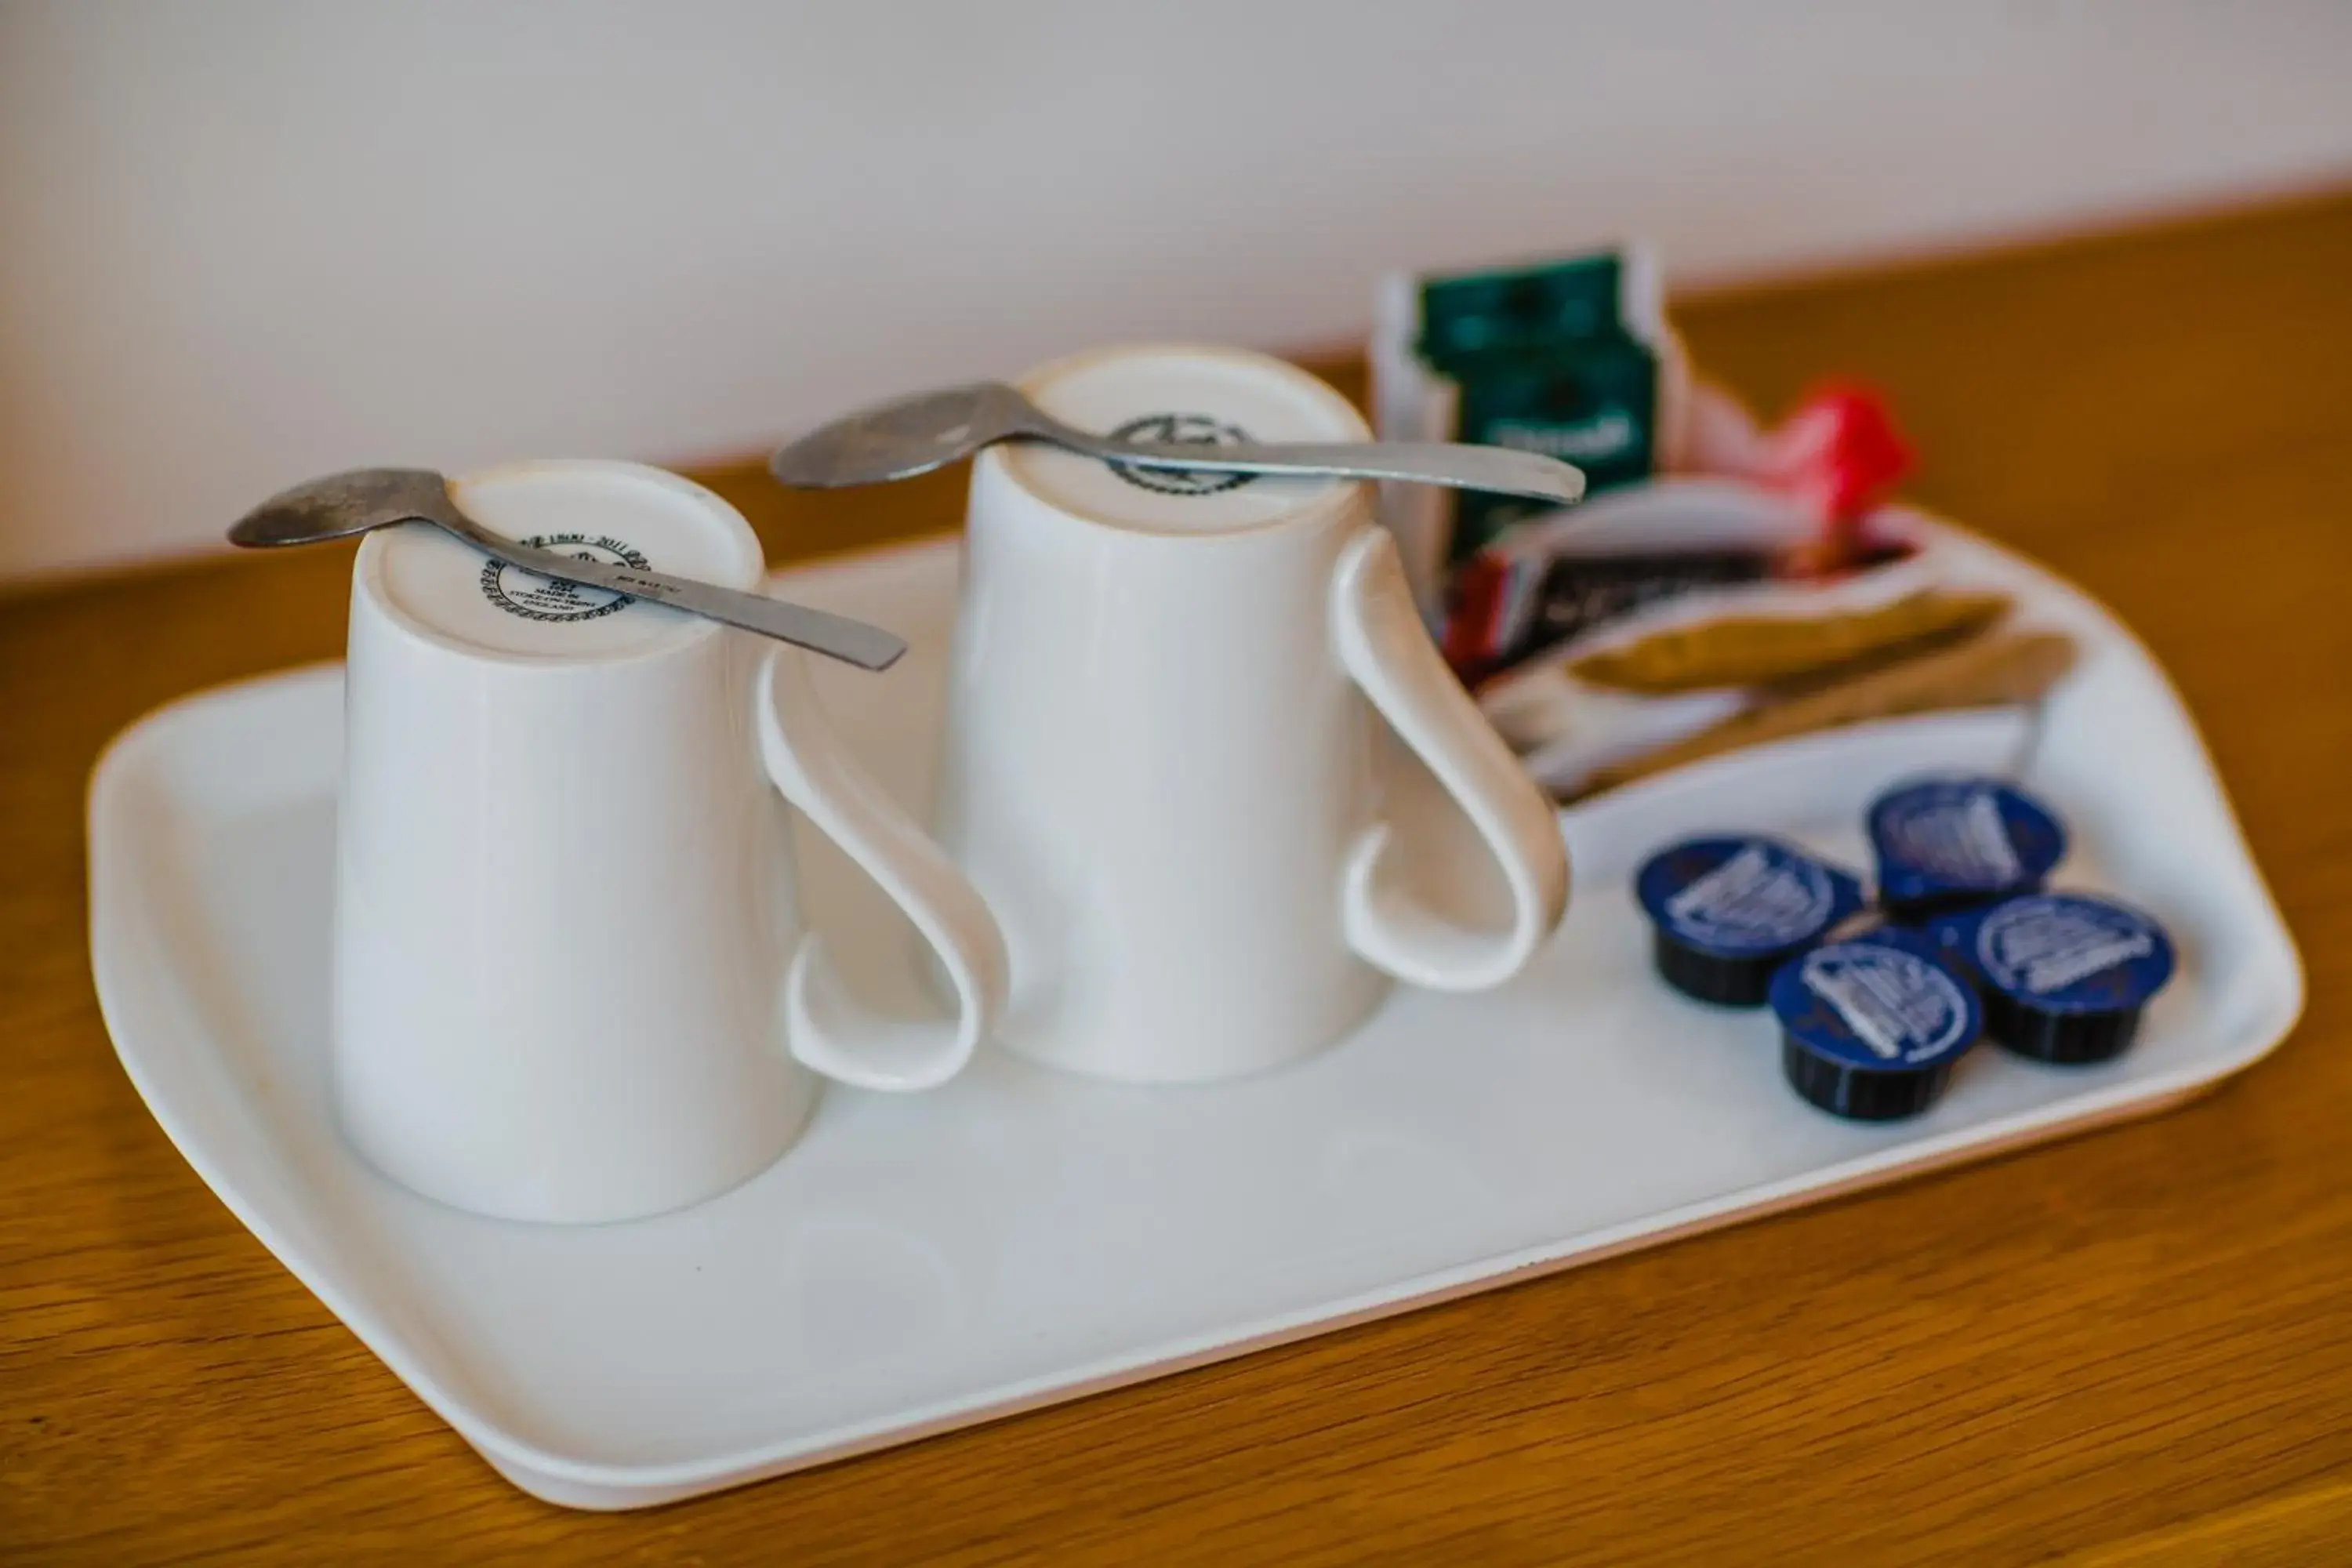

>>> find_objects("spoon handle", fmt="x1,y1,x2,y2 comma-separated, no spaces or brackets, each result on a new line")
430,514,909,672
1068,435,1586,508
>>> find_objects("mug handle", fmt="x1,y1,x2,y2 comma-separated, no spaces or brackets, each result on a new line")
753,649,1009,1091
1330,525,1570,990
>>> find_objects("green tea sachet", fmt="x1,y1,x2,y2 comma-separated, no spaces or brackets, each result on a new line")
1371,245,1690,612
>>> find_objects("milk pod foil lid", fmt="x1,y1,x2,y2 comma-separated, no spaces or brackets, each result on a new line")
1636,835,1864,959
1868,775,2066,917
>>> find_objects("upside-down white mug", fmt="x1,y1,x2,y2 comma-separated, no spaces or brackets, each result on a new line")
332,459,1007,1224
935,345,1570,1083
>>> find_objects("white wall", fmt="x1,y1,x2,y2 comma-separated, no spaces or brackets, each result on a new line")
3,0,2348,583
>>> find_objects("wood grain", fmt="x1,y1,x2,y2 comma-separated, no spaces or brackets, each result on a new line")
4,192,2349,1565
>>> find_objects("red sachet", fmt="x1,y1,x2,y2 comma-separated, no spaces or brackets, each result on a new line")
1751,382,1915,575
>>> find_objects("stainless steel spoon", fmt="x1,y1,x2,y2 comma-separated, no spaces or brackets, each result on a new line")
769,381,1588,506
228,468,907,671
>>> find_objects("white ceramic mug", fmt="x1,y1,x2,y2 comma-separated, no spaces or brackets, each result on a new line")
332,459,1007,1224
935,345,1570,1083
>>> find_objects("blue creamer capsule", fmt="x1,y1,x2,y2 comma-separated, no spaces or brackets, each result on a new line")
1770,929,1982,1121
1933,892,2175,1065
1867,775,2067,923
1635,836,1864,1007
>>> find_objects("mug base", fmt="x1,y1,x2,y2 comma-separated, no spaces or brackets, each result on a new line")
332,1060,819,1227
991,972,1393,1086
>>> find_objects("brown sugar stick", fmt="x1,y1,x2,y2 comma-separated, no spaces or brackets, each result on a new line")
1568,589,2012,694
1571,629,2078,799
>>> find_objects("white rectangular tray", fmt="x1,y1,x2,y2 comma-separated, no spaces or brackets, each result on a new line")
88,517,2303,1510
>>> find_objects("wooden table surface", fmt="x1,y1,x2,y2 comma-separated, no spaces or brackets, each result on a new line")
5,194,2349,1565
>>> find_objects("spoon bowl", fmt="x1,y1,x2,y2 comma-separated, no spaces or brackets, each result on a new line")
230,468,458,548
768,384,1037,488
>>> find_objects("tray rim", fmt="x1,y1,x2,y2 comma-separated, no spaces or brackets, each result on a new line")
85,507,2307,1508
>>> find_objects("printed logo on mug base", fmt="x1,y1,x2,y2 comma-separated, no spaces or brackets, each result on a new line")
480,534,649,622
1107,412,1256,496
